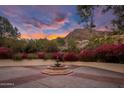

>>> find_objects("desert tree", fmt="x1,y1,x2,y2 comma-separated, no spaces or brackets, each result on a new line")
77,5,96,32
0,16,20,38
102,5,124,33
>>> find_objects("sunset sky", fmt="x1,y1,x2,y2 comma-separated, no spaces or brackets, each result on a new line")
0,5,115,40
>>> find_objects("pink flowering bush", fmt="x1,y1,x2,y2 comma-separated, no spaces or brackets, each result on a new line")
37,52,45,59
79,44,124,63
113,44,124,56
20,52,28,59
95,44,120,62
52,52,64,61
0,47,12,59
95,44,117,56
79,50,97,62
63,52,79,61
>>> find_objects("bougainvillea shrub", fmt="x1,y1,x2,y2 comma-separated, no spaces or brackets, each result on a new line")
79,50,97,62
52,52,64,61
95,44,119,62
37,52,45,59
95,44,117,56
0,47,12,59
79,44,124,63
20,52,28,59
63,52,79,61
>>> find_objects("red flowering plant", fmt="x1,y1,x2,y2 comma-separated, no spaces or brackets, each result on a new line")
0,47,12,59
113,44,124,56
52,52,64,61
37,52,45,59
95,44,119,62
63,52,79,61
20,52,28,59
79,49,97,62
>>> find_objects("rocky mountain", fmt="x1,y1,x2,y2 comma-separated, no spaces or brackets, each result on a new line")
65,29,112,41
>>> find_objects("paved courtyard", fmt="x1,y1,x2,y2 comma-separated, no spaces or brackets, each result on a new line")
0,65,124,88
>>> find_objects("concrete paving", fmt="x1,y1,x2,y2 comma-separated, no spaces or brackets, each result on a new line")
0,67,40,81
0,59,124,73
0,65,124,88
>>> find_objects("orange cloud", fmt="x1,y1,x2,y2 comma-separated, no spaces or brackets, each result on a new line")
21,34,30,39
21,32,69,40
47,32,69,40
21,33,46,39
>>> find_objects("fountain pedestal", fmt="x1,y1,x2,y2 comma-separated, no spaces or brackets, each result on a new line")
41,56,73,75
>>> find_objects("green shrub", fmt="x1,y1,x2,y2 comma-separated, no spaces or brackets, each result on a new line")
12,54,22,61
118,55,124,63
87,36,114,49
45,46,59,52
44,53,53,60
27,53,38,59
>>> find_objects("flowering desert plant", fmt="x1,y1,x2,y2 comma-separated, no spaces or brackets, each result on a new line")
52,52,64,61
95,44,119,62
0,47,12,59
20,52,28,59
37,52,45,59
79,50,97,62
63,52,79,61
95,44,117,56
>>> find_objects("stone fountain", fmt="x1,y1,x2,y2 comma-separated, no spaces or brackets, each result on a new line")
41,56,73,75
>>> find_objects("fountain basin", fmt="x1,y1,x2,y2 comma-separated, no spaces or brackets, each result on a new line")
41,65,73,75
47,65,69,70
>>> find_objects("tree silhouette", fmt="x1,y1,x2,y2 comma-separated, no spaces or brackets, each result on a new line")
0,16,20,38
